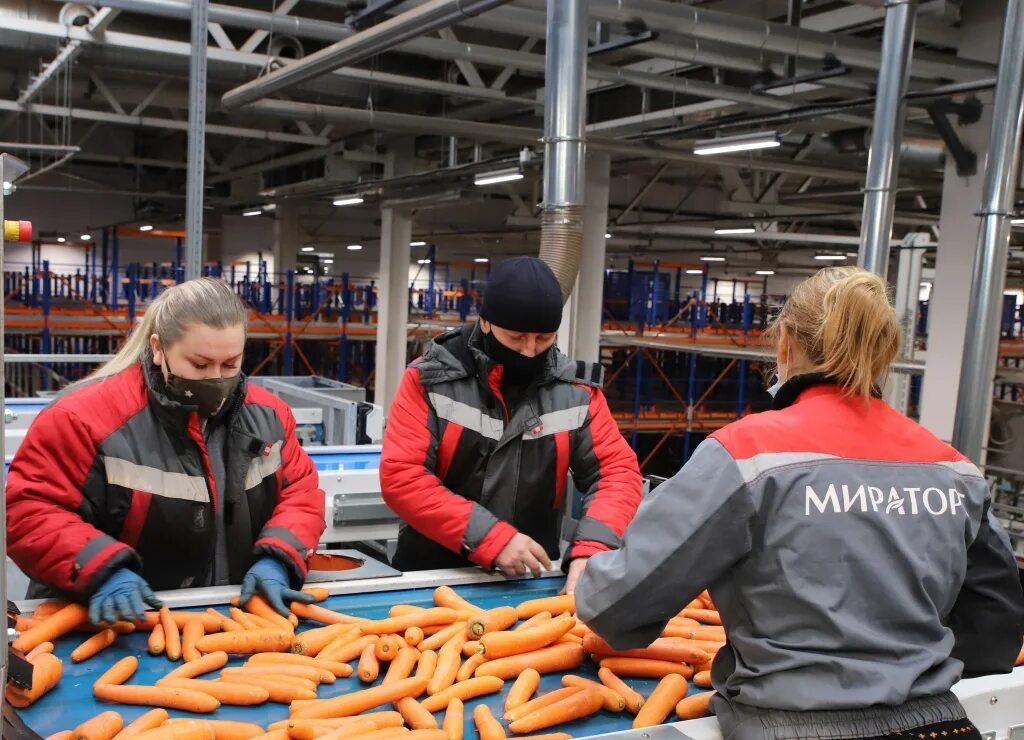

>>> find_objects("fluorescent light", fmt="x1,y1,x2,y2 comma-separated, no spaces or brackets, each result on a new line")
139,225,154,232
474,257,489,263
714,227,756,235
814,254,846,261
920,281,932,287
262,203,276,212
700,256,726,262
57,237,66,243
755,270,775,276
323,259,334,265
474,168,524,186
686,269,704,275
1012,218,1024,225
332,195,364,207
301,246,315,252
347,244,363,251
694,130,782,156
2,180,11,191
605,232,612,239
242,209,262,217
410,240,427,247
81,234,92,241
418,259,432,264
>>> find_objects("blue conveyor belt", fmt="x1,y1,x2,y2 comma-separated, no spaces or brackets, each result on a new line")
16,577,708,738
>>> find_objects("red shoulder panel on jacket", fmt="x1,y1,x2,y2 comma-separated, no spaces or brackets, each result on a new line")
53,363,150,444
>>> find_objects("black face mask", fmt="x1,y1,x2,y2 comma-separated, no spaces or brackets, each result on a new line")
482,331,550,384
163,358,240,418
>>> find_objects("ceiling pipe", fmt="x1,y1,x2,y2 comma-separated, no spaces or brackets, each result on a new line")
858,0,917,279
243,99,875,183
952,0,1024,463
220,0,514,111
538,0,587,302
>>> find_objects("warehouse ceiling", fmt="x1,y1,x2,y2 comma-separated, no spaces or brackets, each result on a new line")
0,0,1014,275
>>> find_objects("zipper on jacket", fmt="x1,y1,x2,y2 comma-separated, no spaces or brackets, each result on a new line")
486,365,510,421
186,412,219,513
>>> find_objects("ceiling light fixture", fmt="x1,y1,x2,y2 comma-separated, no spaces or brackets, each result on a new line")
814,254,847,261
474,168,524,186
81,234,92,241
686,269,704,275
139,225,154,232
57,237,66,243
301,246,315,252
1012,218,1024,225
262,203,276,212
323,258,334,265
410,241,427,247
242,209,262,217
347,244,363,251
694,130,782,156
714,227,756,235
332,195,364,207
605,232,612,239
755,270,775,276
474,257,489,263
418,258,432,264
700,256,726,262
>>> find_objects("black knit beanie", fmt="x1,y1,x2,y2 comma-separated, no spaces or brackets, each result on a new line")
480,256,564,333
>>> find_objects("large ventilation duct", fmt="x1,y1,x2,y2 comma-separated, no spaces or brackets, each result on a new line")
538,0,587,302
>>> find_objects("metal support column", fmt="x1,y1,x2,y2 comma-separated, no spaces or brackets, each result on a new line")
283,269,295,375
952,0,1024,461
574,152,611,364
858,0,917,279
184,0,209,280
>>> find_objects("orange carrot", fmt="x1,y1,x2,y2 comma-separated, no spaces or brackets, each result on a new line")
26,641,55,660
582,635,709,665
292,623,357,657
46,733,73,740
504,687,583,723
165,651,229,680
505,668,541,713
679,609,722,626
359,641,381,683
462,642,479,658
634,674,689,728
420,675,505,713
165,720,263,740
148,625,166,656
72,710,124,740
94,684,220,713
320,634,375,663
694,670,712,689
404,626,424,647
599,657,694,679
34,601,70,618
272,713,404,733
156,678,270,706
302,588,330,602
415,650,438,685
289,602,368,627
245,652,353,677
396,697,439,730
509,736,571,740
597,667,644,714
316,628,363,660
196,629,293,655
133,612,222,633
376,634,406,661
160,608,182,662
5,653,63,708
479,616,575,659
95,656,139,686
384,647,422,684
515,595,574,620
475,643,584,679
111,709,169,740
562,675,625,712
456,653,486,682
206,609,243,633
508,688,603,734
676,691,715,720
71,629,117,663
514,612,552,632
229,609,262,631
473,705,506,740
361,609,460,636
130,721,215,740
246,732,287,740
432,586,482,613
442,697,464,740
467,607,518,638
420,623,468,653
182,620,205,663
218,675,315,703
13,603,89,654
246,596,296,633
427,632,467,695
291,676,428,720
221,665,325,684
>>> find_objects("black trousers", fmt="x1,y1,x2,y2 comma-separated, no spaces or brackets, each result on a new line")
860,717,983,740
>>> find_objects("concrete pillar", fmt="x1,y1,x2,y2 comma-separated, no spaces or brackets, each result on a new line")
375,146,414,410
273,202,301,277
558,152,611,364
918,0,1004,440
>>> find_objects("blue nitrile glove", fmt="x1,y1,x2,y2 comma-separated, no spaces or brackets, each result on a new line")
240,557,316,617
89,568,163,626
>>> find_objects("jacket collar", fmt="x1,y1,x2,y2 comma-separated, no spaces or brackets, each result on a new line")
771,372,880,410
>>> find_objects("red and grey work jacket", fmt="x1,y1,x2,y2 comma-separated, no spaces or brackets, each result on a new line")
6,361,326,596
380,324,642,571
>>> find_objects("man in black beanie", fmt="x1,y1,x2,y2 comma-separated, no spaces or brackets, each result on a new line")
380,256,642,593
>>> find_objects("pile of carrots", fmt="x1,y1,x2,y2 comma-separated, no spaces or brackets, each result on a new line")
16,586,724,740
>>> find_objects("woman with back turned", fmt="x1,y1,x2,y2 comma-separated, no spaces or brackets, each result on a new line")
576,267,1024,740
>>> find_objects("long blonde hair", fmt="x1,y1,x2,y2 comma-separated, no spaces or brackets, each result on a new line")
91,278,248,380
769,266,901,399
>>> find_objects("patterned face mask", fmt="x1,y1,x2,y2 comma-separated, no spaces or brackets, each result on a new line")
163,357,240,417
